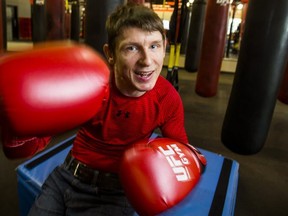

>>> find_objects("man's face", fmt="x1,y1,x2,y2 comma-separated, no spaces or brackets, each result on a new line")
111,27,166,97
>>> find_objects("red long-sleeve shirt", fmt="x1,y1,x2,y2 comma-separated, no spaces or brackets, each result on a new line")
72,76,188,172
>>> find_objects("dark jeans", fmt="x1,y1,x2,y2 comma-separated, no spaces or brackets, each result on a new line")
28,165,136,216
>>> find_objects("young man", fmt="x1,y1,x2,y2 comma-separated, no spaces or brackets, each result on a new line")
29,3,188,215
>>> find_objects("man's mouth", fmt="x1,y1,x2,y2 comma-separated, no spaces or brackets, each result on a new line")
135,71,153,78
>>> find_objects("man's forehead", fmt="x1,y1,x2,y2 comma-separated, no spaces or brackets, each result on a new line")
117,27,163,44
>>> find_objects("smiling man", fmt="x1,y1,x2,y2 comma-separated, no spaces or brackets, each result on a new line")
104,27,165,97
28,3,190,216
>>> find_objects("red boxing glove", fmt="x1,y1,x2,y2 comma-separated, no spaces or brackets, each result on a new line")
1,128,52,159
119,138,206,216
0,42,110,136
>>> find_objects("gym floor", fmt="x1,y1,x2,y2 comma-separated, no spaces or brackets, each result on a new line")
1,66,288,215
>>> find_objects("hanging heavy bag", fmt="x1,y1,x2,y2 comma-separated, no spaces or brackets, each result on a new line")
221,0,288,154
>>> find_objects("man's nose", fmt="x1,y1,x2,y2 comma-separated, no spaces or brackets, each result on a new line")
139,49,152,65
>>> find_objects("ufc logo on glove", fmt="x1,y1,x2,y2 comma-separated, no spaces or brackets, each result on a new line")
158,144,191,182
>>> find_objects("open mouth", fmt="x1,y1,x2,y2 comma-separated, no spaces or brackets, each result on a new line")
135,71,153,79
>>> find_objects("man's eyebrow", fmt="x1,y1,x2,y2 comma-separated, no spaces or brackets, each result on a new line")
152,40,164,44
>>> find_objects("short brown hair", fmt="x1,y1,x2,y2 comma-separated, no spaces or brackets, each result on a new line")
106,3,165,54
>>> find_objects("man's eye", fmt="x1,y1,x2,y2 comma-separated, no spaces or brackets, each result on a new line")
151,44,160,49
126,46,137,51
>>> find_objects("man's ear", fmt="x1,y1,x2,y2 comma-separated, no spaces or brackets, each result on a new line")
103,44,114,65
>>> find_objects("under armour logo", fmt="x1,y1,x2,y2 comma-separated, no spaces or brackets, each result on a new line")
116,110,130,119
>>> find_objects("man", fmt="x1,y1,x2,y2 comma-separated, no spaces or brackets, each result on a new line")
29,3,188,215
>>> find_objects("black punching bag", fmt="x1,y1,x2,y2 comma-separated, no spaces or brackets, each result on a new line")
84,0,124,55
31,0,46,43
184,0,207,72
70,0,80,42
0,0,6,52
221,0,288,154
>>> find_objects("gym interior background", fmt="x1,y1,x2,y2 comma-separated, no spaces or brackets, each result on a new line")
1,0,288,215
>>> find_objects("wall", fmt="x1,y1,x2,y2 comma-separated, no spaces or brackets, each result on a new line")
6,0,30,17
6,0,31,40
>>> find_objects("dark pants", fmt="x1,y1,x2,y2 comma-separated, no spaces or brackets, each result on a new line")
28,164,136,216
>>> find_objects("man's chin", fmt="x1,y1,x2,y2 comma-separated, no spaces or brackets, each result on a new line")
137,84,155,92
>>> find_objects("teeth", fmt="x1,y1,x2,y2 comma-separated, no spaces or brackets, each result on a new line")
136,71,152,77
140,73,148,77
